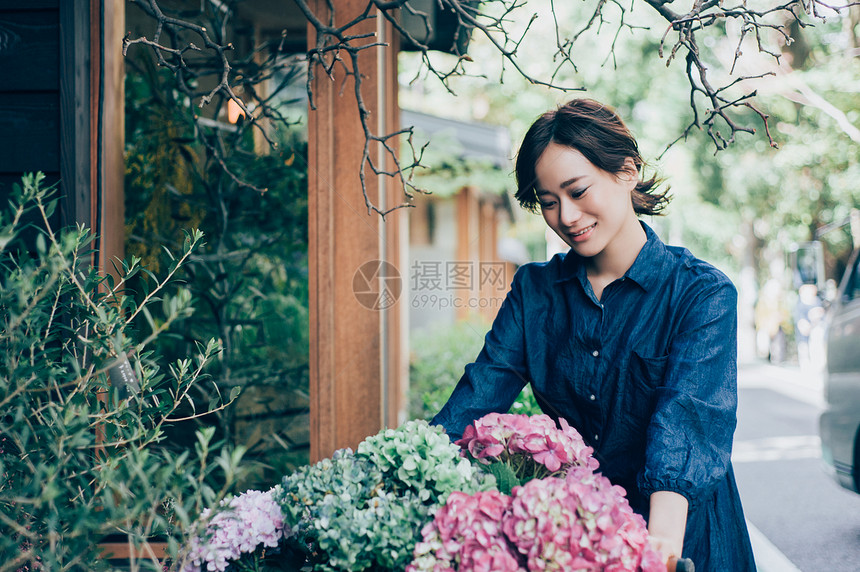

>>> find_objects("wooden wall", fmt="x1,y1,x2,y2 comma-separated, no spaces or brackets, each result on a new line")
0,0,124,268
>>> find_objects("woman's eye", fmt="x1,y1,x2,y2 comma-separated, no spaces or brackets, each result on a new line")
570,188,588,199
539,201,556,209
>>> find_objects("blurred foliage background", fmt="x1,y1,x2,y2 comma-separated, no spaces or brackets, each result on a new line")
400,3,860,283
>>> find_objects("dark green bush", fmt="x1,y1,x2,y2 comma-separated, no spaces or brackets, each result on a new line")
0,174,244,571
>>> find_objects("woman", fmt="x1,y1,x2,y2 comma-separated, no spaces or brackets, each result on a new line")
431,99,756,570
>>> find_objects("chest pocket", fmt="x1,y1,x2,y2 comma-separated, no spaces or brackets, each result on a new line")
625,351,669,432
629,351,669,389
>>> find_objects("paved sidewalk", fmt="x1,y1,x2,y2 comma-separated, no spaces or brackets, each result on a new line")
746,520,803,572
737,359,824,408
737,359,824,571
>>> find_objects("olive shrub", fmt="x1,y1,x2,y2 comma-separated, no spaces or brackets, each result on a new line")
0,174,244,571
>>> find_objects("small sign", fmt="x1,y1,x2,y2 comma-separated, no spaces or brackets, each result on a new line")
108,352,140,399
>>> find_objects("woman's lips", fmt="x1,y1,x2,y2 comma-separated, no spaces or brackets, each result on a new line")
568,223,596,242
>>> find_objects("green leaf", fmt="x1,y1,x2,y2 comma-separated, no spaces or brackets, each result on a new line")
485,461,522,496
229,386,241,401
44,197,57,218
161,244,176,261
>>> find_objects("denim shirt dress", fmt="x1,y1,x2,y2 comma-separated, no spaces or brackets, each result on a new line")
432,223,756,571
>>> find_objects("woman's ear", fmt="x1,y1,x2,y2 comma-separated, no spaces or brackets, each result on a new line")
619,157,639,188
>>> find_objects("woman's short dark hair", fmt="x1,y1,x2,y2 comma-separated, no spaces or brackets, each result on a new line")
514,99,671,216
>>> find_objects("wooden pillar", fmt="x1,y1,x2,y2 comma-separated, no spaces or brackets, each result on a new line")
383,22,409,429
64,0,123,273
455,186,480,321
99,0,125,272
307,0,405,461
478,198,498,322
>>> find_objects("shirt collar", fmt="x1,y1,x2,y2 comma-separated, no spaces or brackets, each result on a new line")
555,221,671,292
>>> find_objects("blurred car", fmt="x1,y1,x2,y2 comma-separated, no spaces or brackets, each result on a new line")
820,248,860,492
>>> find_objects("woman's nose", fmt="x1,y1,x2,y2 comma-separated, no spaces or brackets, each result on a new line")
559,198,582,227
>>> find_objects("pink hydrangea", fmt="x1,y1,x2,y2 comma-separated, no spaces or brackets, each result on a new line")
408,465,665,572
503,467,665,572
182,488,284,572
407,490,524,572
456,413,599,476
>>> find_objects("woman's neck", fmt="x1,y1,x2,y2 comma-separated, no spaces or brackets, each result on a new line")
585,218,647,299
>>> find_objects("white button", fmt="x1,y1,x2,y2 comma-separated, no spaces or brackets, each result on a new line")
593,434,599,441
589,394,596,401
592,350,599,357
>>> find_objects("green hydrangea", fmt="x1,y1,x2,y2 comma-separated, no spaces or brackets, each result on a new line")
278,421,494,571
357,419,488,503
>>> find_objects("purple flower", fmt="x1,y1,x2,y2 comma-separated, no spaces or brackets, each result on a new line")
182,487,285,572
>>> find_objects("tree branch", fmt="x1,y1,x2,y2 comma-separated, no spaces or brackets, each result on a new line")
124,0,860,215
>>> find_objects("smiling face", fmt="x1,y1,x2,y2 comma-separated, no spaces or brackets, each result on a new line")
535,142,643,263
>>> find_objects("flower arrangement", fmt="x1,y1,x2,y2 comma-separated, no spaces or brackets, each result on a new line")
407,414,665,572
357,419,491,504
276,420,495,571
181,487,286,572
180,414,669,572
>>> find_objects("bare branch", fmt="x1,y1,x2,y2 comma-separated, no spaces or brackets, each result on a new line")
647,0,860,152
124,0,860,215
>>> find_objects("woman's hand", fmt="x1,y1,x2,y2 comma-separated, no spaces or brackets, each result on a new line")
649,535,683,564
647,491,689,563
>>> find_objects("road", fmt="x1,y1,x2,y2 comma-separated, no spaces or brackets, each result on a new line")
734,361,860,571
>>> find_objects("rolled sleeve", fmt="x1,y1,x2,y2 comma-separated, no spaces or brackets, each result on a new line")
431,268,531,440
637,276,738,508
